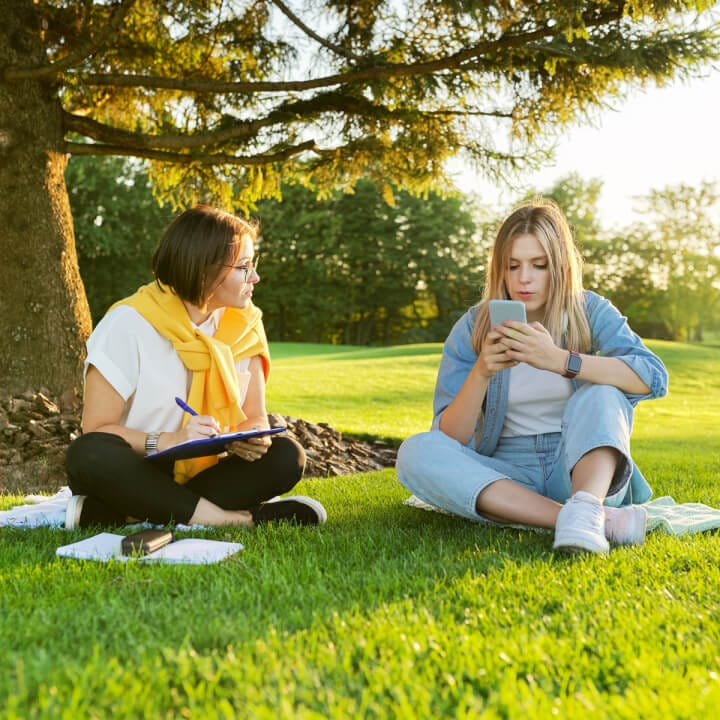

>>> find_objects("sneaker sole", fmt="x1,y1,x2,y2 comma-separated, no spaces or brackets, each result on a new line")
263,495,328,525
553,529,610,554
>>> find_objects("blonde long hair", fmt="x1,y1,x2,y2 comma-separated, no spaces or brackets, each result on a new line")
471,198,591,354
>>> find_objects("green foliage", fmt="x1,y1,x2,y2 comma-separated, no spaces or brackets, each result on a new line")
529,174,720,341
531,171,605,249
2,340,720,717
633,181,720,341
581,181,720,340
23,0,720,209
67,158,484,343
68,156,720,344
255,181,483,345
66,156,172,323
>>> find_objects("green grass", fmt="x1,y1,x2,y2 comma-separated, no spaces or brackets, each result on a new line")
266,342,441,442
2,340,720,718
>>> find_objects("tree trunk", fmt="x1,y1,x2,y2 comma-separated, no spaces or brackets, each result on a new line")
0,1,91,395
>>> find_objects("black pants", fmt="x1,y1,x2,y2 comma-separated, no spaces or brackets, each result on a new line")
65,432,306,525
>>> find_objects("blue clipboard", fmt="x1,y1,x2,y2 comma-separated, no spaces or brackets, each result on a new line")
145,427,286,462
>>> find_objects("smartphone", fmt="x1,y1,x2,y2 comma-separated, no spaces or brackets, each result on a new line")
489,299,527,326
121,529,174,556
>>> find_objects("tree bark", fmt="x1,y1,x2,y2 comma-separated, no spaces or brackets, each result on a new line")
0,1,91,394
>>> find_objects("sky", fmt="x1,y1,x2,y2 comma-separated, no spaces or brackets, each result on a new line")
451,68,720,228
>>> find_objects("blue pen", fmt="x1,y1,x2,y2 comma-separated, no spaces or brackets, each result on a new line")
175,396,198,416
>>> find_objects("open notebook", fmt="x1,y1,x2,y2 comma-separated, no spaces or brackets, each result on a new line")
56,532,243,564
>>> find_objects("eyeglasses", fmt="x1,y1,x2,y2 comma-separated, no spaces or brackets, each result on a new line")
220,255,260,282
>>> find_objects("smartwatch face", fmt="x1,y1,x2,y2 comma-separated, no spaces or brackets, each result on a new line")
567,352,582,376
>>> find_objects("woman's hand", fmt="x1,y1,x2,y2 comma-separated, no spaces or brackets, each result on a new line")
438,330,505,444
477,326,520,377
227,424,272,462
157,414,221,451
494,321,565,373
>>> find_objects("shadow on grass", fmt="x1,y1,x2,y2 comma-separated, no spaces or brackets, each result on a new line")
4,457,718,682
1,479,552,664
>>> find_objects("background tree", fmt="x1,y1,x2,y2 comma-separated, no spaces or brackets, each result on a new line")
2,0,718,391
536,173,605,245
66,159,720,346
256,181,481,345
534,173,617,292
537,176,720,339
67,156,171,324
630,181,720,340
254,185,341,343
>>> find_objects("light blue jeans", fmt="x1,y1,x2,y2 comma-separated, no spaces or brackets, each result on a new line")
396,385,634,522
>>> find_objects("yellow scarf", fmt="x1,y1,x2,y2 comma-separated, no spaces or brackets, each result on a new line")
113,281,270,484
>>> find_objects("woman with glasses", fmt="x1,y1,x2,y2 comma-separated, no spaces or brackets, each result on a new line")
396,198,668,554
65,205,326,529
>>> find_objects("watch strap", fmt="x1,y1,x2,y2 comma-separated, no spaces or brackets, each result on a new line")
145,431,161,455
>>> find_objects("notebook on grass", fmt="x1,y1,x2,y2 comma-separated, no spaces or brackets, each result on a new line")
56,532,243,564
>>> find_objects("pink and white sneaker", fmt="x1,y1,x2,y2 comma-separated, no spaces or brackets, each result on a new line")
604,504,647,546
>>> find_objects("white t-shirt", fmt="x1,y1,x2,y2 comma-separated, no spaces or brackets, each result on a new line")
500,362,573,437
85,305,251,433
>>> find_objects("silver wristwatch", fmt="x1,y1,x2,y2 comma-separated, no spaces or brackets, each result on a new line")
145,431,161,455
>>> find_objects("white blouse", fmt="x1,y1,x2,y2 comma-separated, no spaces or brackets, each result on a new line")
85,305,251,433
500,362,573,437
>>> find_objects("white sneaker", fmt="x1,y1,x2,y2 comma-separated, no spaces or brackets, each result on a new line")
605,505,647,546
65,495,86,530
553,491,610,554
64,495,127,529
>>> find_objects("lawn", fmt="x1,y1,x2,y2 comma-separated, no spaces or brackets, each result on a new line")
1,340,719,718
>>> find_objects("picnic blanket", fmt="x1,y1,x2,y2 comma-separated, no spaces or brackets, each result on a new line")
0,487,199,531
2,488,720,536
0,487,71,528
403,494,720,537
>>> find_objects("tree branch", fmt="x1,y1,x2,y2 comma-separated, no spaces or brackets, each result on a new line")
64,139,318,165
63,94,356,150
63,110,262,150
3,0,137,82
268,0,361,62
62,91,513,153
69,9,625,95
426,109,514,119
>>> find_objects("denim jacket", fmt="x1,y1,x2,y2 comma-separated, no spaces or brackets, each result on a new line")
431,291,669,502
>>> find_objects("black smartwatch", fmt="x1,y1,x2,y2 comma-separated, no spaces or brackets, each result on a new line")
563,350,582,379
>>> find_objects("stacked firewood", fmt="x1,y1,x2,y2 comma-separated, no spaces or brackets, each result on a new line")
268,413,397,479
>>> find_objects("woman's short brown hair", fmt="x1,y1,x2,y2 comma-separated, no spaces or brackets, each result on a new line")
152,205,258,305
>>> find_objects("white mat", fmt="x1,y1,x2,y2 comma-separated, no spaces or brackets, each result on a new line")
0,487,197,530
0,487,71,528
404,494,720,536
